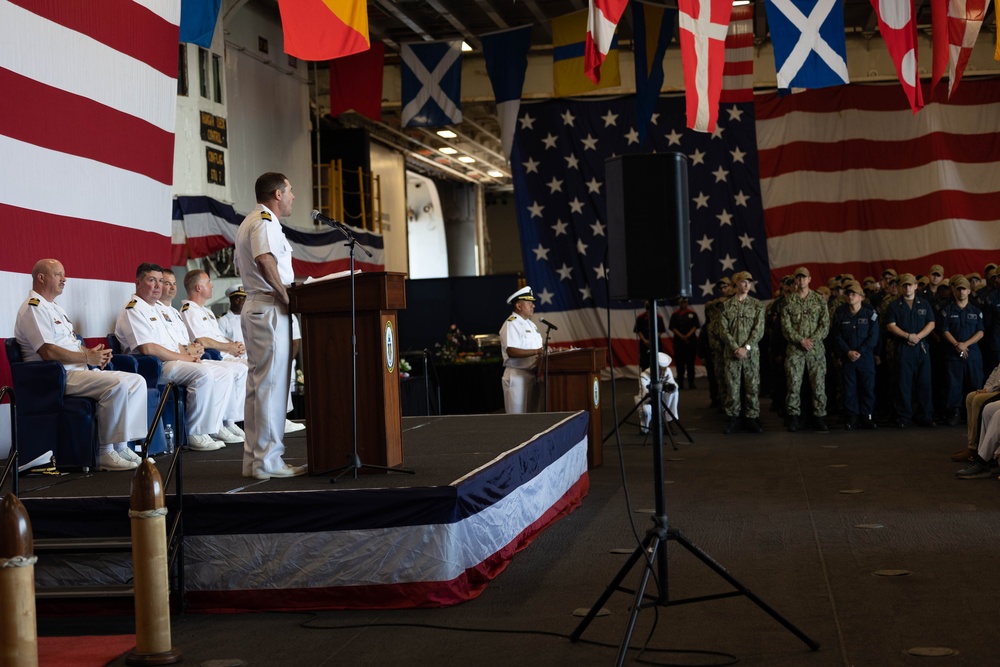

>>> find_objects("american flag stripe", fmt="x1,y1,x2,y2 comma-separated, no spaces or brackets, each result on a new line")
9,0,179,77
1,0,178,413
757,80,1000,285
720,4,754,103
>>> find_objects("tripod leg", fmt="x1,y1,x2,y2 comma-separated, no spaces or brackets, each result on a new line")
570,532,656,643
613,533,665,667
603,395,651,443
661,401,694,444
669,528,820,651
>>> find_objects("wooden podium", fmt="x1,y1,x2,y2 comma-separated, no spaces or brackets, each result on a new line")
288,272,407,473
544,347,607,468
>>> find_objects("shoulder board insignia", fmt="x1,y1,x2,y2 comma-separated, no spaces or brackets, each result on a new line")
507,315,517,321
126,299,136,309
181,303,190,312
28,297,39,307
261,211,272,221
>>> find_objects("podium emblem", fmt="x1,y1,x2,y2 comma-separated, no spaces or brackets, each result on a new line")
592,376,600,408
384,321,395,372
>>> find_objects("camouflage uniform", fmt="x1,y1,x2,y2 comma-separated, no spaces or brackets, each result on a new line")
704,294,729,404
782,290,831,418
719,295,765,418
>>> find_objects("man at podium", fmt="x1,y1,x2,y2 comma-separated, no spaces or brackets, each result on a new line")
234,172,307,480
500,286,544,414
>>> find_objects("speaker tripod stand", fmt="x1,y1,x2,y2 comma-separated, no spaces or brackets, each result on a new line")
571,300,819,665
606,383,691,451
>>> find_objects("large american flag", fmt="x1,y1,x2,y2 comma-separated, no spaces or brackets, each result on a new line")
511,95,769,368
0,0,179,439
756,79,1000,285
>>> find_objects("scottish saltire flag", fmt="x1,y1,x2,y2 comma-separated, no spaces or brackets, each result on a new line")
277,0,369,61
678,0,733,132
585,0,629,84
632,1,677,146
180,0,221,47
511,96,769,368
766,0,848,90
552,9,620,97
401,40,463,127
481,26,533,160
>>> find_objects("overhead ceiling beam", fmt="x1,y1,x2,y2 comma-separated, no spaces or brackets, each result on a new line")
372,0,435,42
472,0,510,30
521,0,554,38
424,0,483,50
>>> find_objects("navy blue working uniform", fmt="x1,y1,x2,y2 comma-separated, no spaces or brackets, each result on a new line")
937,300,984,410
833,303,879,420
886,296,936,424
983,287,1000,373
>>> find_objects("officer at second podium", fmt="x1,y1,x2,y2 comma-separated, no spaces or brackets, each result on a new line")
499,286,543,414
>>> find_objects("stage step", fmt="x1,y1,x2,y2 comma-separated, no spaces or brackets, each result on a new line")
35,536,132,553
35,585,134,599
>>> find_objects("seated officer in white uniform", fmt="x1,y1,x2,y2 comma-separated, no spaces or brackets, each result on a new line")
115,263,237,452
635,352,680,434
14,259,147,471
158,269,245,444
499,286,544,414
181,270,247,360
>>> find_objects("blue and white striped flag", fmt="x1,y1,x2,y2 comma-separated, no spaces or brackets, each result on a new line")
481,25,533,160
401,40,463,128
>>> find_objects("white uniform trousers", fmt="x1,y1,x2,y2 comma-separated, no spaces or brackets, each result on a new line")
160,360,232,437
966,390,1000,447
638,384,680,432
65,369,147,445
975,401,1000,461
241,297,291,475
204,358,248,422
502,367,537,414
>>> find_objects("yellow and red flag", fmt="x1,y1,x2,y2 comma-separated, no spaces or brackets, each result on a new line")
278,0,369,62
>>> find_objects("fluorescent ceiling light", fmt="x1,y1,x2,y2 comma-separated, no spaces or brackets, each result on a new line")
457,156,476,163
487,170,504,178
733,0,750,4
439,147,458,155
461,42,473,52
436,129,458,139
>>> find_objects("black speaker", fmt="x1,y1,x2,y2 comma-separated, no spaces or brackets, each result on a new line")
606,152,691,301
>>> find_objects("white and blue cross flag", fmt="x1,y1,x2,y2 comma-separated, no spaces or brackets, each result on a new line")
765,0,849,90
401,40,463,128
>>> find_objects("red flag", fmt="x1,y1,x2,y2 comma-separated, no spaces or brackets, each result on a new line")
328,41,385,121
868,0,923,113
277,0,369,62
756,81,1000,284
584,0,629,84
932,0,987,98
678,0,734,132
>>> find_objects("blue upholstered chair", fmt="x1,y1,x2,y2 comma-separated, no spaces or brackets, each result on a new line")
4,338,100,470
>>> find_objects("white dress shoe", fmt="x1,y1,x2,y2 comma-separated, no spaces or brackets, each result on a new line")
187,434,226,451
99,450,138,471
254,463,308,479
211,427,243,444
284,419,306,433
224,423,246,440
117,447,142,464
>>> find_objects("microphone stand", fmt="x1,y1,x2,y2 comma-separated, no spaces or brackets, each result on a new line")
320,217,414,482
541,323,553,412
422,349,432,416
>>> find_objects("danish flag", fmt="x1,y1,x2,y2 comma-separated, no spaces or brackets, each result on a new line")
678,0,734,132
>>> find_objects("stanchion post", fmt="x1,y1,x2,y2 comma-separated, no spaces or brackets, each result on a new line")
0,493,38,667
126,460,181,666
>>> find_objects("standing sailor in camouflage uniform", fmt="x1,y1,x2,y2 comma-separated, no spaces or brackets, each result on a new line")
701,276,732,408
782,267,831,432
719,272,765,434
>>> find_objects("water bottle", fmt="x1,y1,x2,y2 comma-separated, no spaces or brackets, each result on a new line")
164,424,174,454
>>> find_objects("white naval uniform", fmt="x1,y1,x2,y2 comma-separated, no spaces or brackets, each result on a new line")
635,357,679,433
499,313,543,414
218,310,244,344
234,203,295,476
180,300,247,361
975,400,1000,462
115,295,233,437
14,290,147,447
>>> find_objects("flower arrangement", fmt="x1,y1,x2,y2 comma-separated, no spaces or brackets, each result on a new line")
435,324,466,363
398,358,411,378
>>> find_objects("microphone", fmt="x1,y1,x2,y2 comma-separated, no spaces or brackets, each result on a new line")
540,318,558,331
311,209,341,227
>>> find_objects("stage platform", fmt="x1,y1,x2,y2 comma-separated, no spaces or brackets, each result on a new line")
10,412,590,612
